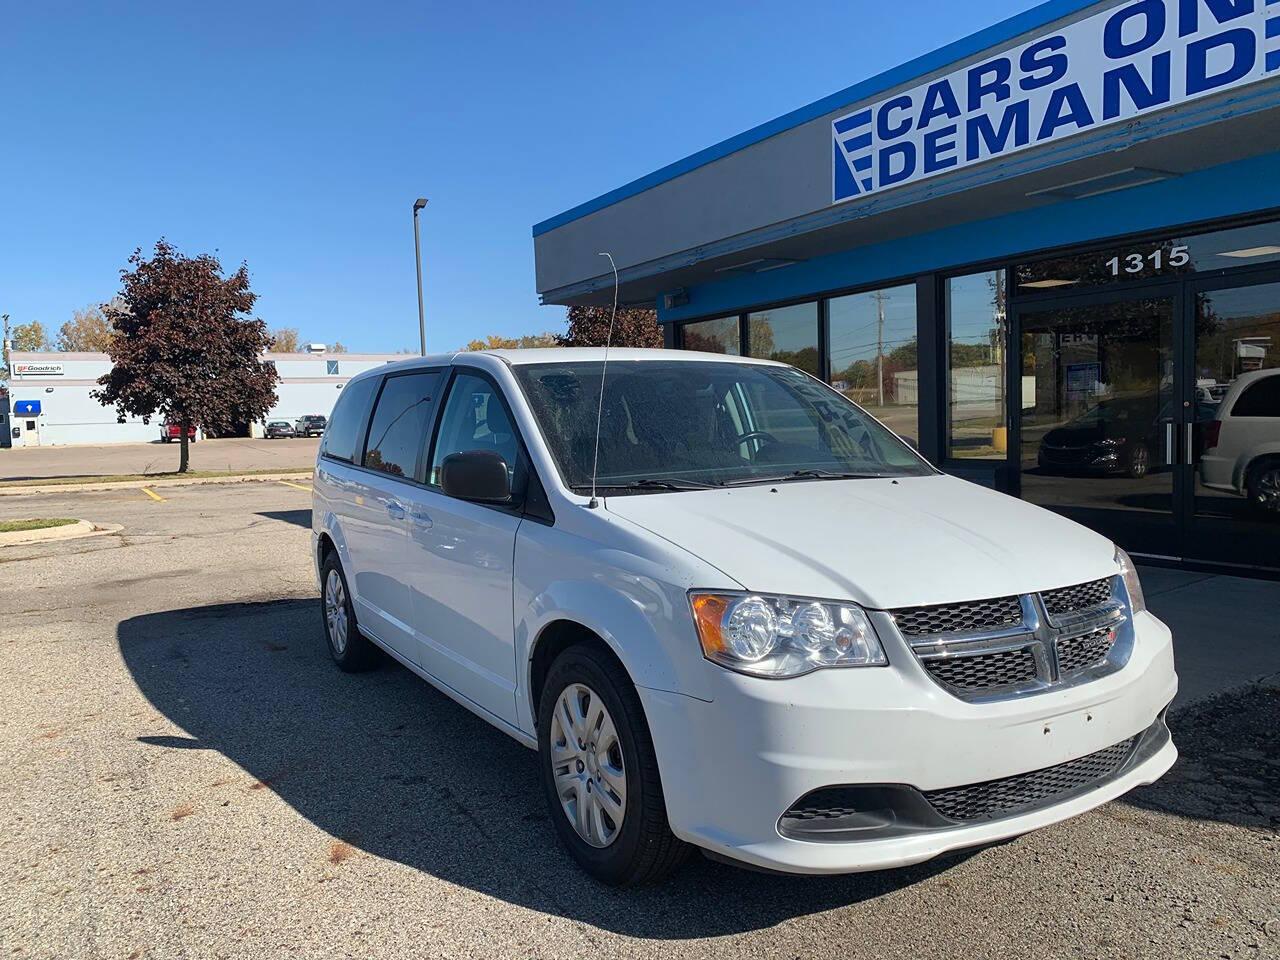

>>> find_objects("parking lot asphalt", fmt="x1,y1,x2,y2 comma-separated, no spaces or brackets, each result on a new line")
0,482,1276,959
0,437,320,480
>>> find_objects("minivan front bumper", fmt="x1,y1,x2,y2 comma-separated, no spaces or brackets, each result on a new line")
640,610,1177,875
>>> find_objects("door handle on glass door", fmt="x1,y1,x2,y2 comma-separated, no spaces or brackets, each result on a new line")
386,500,406,520
1165,422,1174,465
1185,422,1194,465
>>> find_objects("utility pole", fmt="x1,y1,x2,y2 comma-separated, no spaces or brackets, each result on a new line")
873,290,887,408
2,313,10,381
412,198,428,356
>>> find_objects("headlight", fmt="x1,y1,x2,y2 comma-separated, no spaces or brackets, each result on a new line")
690,592,887,678
1114,545,1146,614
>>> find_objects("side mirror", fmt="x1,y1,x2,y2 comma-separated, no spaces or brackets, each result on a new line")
441,450,512,503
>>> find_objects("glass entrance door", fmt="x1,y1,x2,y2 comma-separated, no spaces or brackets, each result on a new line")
1185,276,1280,571
1018,295,1180,557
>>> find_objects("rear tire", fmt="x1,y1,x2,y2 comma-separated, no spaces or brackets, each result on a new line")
320,551,378,671
537,643,690,886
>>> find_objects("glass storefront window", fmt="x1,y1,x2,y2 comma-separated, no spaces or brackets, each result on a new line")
828,284,918,445
1016,219,1280,294
680,316,740,355
747,302,819,376
947,270,1008,459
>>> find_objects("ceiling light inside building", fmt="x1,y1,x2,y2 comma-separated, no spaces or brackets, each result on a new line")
1021,278,1078,288
1217,245,1280,258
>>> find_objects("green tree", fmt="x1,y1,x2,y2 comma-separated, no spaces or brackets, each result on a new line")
462,331,560,351
57,305,115,351
11,320,52,351
268,326,300,352
93,240,279,473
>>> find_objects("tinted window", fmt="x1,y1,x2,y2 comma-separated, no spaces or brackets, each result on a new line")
320,376,378,463
513,360,931,491
1231,375,1280,417
362,372,441,478
430,373,521,486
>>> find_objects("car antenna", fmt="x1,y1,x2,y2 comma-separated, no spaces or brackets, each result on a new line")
588,251,619,509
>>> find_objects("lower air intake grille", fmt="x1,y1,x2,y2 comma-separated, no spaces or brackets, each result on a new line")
920,647,1038,691
923,737,1136,822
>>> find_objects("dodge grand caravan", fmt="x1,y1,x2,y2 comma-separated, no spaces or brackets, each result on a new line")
311,349,1177,886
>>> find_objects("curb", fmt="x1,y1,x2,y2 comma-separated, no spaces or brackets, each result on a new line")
0,472,313,496
0,520,124,546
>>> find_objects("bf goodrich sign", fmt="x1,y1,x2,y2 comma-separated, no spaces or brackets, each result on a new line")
832,0,1280,203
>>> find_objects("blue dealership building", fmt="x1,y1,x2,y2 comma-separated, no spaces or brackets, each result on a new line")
533,0,1280,575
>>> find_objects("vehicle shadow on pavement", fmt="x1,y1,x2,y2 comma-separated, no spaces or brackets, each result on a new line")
255,510,312,529
118,598,973,938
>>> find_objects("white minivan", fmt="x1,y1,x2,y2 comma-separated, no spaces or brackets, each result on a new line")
311,349,1177,885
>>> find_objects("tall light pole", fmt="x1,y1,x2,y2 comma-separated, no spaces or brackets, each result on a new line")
412,198,428,356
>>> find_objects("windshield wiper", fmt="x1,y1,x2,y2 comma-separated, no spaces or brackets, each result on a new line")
575,477,721,493
721,470,883,487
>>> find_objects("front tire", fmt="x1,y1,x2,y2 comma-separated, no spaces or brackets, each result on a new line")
537,644,689,886
320,552,377,671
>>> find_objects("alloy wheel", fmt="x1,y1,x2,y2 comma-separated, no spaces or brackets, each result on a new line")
1130,445,1148,478
549,683,627,848
324,568,349,655
1257,467,1280,512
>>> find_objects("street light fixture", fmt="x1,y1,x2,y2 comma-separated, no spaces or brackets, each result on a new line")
412,198,428,356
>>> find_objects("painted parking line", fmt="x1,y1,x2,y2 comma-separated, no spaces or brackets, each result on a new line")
140,487,165,502
278,480,313,492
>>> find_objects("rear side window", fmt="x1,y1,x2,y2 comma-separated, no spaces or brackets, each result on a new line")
320,377,378,463
362,372,441,479
1230,375,1280,417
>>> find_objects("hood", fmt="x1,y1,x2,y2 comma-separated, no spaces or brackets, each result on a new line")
603,474,1117,609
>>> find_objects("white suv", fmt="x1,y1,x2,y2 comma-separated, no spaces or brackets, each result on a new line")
311,349,1177,885
1199,368,1280,512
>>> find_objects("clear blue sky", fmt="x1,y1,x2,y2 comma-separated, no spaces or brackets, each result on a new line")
1,0,1027,353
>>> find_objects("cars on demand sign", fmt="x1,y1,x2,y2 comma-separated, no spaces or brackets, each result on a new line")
832,0,1280,203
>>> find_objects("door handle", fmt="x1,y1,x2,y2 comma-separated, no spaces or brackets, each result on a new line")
386,500,406,520
409,508,433,529
1164,422,1174,466
1185,422,1194,466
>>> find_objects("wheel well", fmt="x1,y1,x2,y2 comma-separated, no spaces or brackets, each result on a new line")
317,533,336,567
528,620,622,726
1246,454,1280,481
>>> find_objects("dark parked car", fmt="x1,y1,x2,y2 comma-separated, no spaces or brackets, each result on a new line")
1037,396,1216,479
294,415,327,437
265,420,296,439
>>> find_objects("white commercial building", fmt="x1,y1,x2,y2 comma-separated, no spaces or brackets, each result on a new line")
4,350,404,447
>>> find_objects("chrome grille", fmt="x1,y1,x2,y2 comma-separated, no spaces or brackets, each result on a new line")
1056,625,1116,674
921,647,1038,690
1041,577,1113,618
890,575,1130,702
923,737,1135,821
891,595,1023,637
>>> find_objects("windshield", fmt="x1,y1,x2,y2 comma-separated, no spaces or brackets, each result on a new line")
513,359,934,492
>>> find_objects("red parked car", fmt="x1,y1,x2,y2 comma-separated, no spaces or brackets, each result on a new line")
160,423,198,443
